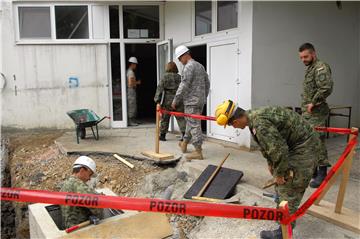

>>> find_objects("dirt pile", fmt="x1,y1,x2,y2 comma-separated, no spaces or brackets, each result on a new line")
2,129,160,238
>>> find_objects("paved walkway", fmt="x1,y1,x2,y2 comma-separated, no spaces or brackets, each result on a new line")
56,127,360,238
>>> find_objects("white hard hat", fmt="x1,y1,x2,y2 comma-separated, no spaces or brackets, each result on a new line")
128,57,138,64
175,45,189,59
73,156,97,176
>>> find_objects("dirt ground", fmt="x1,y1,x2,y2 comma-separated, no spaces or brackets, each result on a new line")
2,129,161,239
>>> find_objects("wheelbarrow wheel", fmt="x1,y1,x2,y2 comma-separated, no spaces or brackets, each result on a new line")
80,128,86,139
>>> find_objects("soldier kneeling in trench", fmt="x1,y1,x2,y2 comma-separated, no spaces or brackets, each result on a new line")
60,156,103,228
215,100,322,239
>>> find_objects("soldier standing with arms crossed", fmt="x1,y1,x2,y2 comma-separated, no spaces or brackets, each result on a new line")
171,45,210,160
298,43,333,188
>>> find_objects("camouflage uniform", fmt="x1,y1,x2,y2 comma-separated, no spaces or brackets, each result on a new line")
301,59,333,167
60,176,103,228
172,59,210,149
127,68,137,120
247,106,321,227
154,72,186,134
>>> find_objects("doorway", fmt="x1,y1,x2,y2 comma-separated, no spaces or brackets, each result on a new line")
207,39,239,142
188,44,207,133
125,43,157,124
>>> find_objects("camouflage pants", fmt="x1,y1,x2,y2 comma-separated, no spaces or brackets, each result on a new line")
160,104,186,134
183,105,204,148
127,88,137,120
275,135,320,228
302,106,330,167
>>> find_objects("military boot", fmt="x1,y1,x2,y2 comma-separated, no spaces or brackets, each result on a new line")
186,147,203,160
260,226,282,239
312,167,318,179
179,132,185,141
128,120,138,126
159,133,166,141
310,166,327,188
178,141,188,153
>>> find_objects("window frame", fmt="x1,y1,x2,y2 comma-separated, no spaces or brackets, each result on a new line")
14,2,163,45
14,3,108,45
192,0,239,41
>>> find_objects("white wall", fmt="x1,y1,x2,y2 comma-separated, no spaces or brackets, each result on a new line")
164,1,192,46
1,1,110,129
252,1,360,127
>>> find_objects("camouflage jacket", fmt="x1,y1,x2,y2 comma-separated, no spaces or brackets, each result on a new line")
173,59,210,106
154,72,182,106
301,59,333,112
247,107,318,177
60,176,103,228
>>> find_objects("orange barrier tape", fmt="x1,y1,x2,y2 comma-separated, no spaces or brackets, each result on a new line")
0,187,288,223
158,108,216,121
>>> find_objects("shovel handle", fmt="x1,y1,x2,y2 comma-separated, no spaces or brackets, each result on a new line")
65,220,90,233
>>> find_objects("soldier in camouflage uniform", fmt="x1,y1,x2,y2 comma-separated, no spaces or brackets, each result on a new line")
154,62,186,141
299,43,333,188
216,104,321,239
172,45,210,160
60,156,103,228
127,57,141,126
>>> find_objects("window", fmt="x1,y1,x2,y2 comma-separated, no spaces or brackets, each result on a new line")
109,5,120,39
18,7,51,39
92,6,105,39
123,6,159,39
195,1,212,36
55,6,89,39
217,1,238,31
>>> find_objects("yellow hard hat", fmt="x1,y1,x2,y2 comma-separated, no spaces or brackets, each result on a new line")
215,100,236,127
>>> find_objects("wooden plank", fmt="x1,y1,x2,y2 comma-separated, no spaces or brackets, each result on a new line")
279,201,291,239
141,151,174,160
335,129,356,213
113,154,134,169
63,212,173,239
197,153,230,197
308,200,360,234
155,104,160,153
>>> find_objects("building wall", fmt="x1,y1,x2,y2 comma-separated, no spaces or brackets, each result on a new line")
1,1,110,129
252,1,360,127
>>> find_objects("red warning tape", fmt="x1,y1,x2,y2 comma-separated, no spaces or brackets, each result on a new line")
0,187,288,223
158,108,216,121
315,127,359,135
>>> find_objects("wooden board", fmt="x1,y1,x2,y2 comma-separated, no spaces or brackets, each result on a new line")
308,200,360,234
141,151,174,160
184,165,243,199
63,212,173,239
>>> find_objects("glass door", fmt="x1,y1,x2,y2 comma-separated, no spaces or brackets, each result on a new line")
156,39,173,83
109,42,127,127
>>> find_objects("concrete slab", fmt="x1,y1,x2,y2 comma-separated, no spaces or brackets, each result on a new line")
56,128,183,163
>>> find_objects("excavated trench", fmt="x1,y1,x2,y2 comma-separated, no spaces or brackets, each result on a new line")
1,138,16,239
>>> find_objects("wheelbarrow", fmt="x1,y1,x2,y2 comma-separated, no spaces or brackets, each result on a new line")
66,109,110,144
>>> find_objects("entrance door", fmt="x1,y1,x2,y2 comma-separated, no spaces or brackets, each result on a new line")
125,43,157,124
109,42,127,128
157,39,173,83
207,39,239,142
